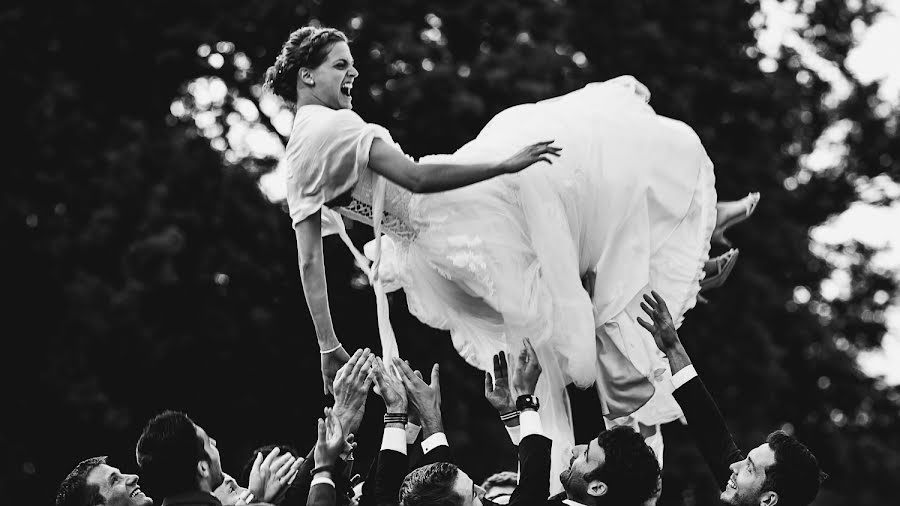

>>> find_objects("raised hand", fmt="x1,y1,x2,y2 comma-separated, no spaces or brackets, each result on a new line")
500,140,562,174
484,351,516,415
371,357,408,414
637,291,681,353
248,447,302,504
333,348,375,435
314,407,346,468
321,345,351,395
394,359,442,432
213,474,254,506
511,338,542,396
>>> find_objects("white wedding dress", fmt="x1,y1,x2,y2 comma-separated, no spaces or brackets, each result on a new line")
286,76,717,491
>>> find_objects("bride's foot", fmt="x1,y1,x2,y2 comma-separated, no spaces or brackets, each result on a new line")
712,192,760,247
701,248,739,292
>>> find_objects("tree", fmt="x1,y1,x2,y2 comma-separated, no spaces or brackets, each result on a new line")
3,1,898,504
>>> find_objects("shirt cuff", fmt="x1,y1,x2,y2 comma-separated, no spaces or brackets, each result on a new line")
381,427,408,454
519,409,543,438
311,476,336,488
671,365,698,390
421,432,449,454
505,424,522,446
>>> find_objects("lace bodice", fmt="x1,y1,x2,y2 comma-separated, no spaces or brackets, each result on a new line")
332,167,417,241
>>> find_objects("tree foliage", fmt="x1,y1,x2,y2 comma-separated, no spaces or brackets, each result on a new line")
3,1,899,504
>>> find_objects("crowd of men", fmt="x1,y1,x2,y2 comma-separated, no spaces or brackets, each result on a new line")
56,293,826,506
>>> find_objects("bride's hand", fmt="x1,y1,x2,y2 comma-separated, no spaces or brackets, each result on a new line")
321,345,351,395
500,140,561,173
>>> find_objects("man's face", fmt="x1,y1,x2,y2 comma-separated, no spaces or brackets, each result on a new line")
721,443,776,505
194,424,225,490
452,470,485,506
560,439,606,502
213,473,251,506
86,464,153,506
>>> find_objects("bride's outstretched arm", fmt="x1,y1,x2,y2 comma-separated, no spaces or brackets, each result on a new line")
295,209,351,394
367,138,560,193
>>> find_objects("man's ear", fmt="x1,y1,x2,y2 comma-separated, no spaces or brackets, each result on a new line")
586,480,608,498
197,460,210,481
299,67,315,86
759,491,778,506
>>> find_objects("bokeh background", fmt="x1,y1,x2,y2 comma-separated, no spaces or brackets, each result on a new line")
3,0,899,504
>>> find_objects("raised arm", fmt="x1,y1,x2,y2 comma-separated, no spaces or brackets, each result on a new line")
294,209,351,394
638,291,744,489
367,138,561,194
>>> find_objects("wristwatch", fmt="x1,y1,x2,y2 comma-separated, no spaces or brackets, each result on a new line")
516,394,540,412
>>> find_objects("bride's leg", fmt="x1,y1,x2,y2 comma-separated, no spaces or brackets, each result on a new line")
712,192,760,246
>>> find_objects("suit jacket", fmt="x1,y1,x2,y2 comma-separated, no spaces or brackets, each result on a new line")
672,376,745,489
506,434,562,506
161,491,222,506
308,482,337,506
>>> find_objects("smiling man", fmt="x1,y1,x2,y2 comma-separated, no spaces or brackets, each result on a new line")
56,456,153,506
638,291,826,506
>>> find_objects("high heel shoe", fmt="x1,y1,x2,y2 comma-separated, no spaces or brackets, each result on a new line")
700,248,739,292
712,192,760,247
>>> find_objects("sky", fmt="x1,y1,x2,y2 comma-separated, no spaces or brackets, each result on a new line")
202,0,900,384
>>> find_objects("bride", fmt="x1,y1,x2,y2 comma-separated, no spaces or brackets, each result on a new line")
266,26,758,487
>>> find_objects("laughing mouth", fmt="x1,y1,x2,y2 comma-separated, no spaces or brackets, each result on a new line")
130,487,144,498
727,477,736,489
340,82,353,96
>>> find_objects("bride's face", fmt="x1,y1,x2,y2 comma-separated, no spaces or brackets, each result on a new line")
307,41,357,110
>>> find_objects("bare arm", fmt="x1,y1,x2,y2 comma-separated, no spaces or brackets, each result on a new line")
294,209,350,393
367,138,560,194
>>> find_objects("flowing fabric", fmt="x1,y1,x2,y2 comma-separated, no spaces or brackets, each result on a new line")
285,77,717,493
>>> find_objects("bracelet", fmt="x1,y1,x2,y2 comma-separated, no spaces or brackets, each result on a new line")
383,413,408,425
311,464,335,477
499,410,520,422
320,344,344,354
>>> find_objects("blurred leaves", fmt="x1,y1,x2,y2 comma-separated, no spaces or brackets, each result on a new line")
3,1,900,505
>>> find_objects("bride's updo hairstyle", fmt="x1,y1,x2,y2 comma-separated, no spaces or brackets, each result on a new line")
264,26,348,103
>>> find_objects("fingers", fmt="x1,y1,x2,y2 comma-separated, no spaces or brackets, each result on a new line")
523,337,538,364
484,371,494,394
273,456,295,480
262,447,280,470
642,293,659,311
251,451,263,474
317,418,326,442
636,316,655,334
651,290,670,314
349,348,371,379
283,468,299,486
430,364,440,389
498,351,508,378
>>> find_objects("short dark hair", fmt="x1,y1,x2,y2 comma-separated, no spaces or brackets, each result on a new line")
264,26,349,103
240,444,306,506
135,410,208,499
400,462,464,506
56,456,107,506
583,426,661,506
762,431,827,505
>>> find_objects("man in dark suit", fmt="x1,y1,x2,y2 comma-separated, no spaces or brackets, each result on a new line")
135,411,298,506
401,339,662,506
637,291,826,506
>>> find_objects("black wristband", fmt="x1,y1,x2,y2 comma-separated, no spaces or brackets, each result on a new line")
383,412,408,425
499,410,520,422
311,464,335,477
